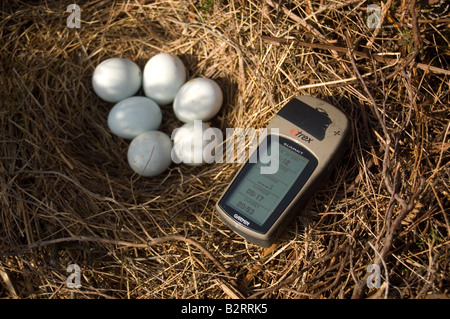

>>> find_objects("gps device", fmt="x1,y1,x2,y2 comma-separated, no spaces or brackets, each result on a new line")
216,95,350,247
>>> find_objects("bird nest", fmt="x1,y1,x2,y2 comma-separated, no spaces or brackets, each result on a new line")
1,0,449,299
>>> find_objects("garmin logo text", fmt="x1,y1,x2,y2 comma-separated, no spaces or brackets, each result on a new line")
234,214,250,226
290,129,313,143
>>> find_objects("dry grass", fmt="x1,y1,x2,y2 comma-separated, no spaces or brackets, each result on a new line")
0,0,449,299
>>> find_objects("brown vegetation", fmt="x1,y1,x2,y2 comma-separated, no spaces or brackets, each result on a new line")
0,0,448,299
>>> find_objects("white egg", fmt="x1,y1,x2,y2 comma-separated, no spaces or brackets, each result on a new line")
127,131,173,177
107,96,162,139
172,121,216,166
173,78,223,123
143,53,186,105
92,58,142,103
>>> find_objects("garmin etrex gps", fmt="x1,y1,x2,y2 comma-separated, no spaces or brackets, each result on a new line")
216,95,350,247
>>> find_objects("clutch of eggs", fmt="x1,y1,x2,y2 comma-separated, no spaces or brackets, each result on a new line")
93,53,225,177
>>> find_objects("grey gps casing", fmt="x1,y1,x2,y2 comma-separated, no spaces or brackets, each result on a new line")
216,95,350,247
